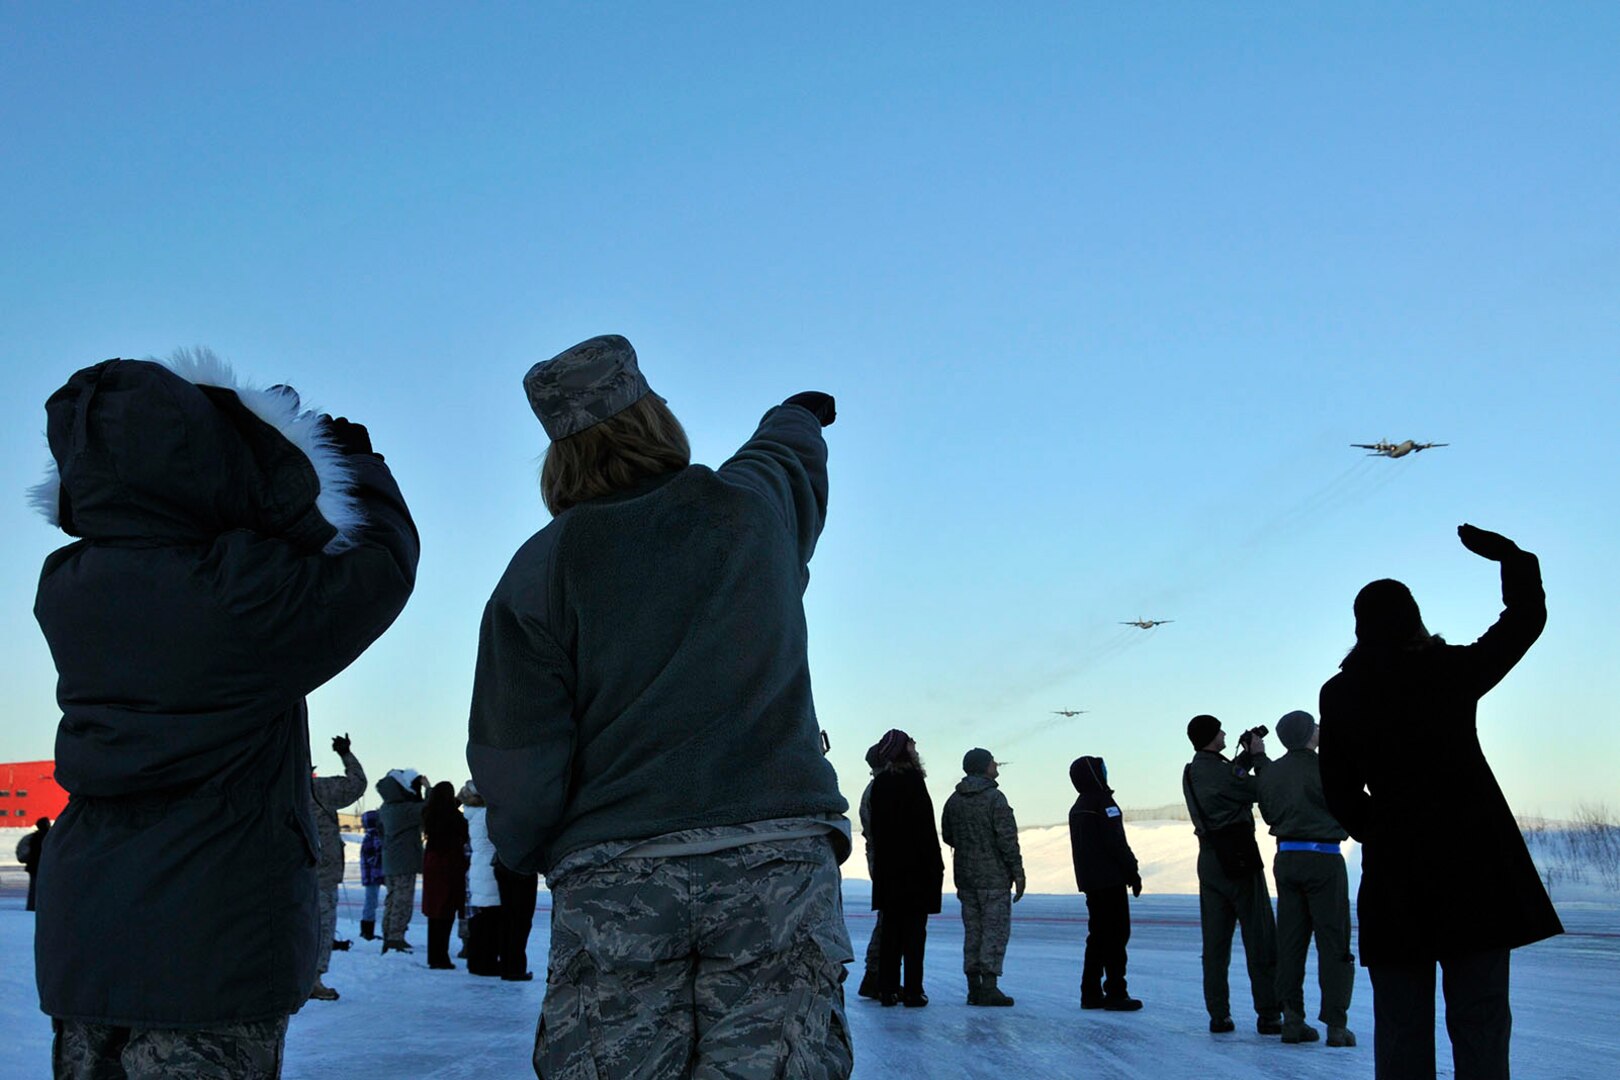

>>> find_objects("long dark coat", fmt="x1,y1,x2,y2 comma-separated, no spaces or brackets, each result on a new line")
421,810,470,919
868,767,943,914
32,358,418,1026
1319,549,1562,967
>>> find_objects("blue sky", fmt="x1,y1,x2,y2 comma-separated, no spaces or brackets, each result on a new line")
2,3,1616,826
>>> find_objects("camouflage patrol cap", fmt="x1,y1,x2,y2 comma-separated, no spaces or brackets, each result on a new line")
523,334,656,441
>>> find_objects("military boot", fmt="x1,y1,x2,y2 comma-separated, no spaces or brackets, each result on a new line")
857,969,880,1000
1326,1026,1357,1047
359,920,376,941
381,938,414,954
965,972,984,1005
977,974,1014,1007
307,977,339,1002
1281,1021,1320,1044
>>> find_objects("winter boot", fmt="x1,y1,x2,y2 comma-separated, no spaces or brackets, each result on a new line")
1209,1016,1235,1034
1080,986,1106,1010
359,920,376,941
1103,995,1143,1012
332,938,351,952
857,970,880,1000
1257,1016,1284,1036
307,977,339,1002
902,991,929,1008
1281,1021,1320,1044
977,974,1014,1007
1326,1026,1357,1048
965,972,984,1005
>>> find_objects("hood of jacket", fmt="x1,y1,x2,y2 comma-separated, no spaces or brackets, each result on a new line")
30,350,364,554
1069,755,1112,796
362,809,381,832
954,774,998,797
377,770,420,803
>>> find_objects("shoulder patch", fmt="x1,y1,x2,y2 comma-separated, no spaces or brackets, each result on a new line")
1105,806,1122,818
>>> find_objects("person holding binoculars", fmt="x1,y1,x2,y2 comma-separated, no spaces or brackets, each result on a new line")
1182,715,1282,1036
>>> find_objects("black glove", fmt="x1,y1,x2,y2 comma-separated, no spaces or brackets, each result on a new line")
331,733,351,757
782,391,836,428
322,415,375,456
1458,523,1521,562
1130,875,1143,899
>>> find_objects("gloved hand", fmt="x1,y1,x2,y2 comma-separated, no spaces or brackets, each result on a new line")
1243,734,1266,758
1131,876,1143,899
332,733,351,757
1458,523,1521,562
782,391,836,428
322,415,375,456
1013,874,1026,903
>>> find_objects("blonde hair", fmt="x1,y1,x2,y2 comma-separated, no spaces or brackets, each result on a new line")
540,394,691,515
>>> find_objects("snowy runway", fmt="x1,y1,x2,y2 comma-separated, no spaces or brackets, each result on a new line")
2,880,1615,1079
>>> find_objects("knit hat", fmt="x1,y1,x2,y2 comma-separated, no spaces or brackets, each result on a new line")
874,728,912,766
1277,710,1317,750
523,334,657,441
864,741,885,771
1187,714,1221,749
962,748,995,776
1353,578,1425,648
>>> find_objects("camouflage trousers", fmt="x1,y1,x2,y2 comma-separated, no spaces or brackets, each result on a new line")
383,873,416,941
52,1016,288,1079
958,889,1012,976
316,880,340,974
537,835,853,1080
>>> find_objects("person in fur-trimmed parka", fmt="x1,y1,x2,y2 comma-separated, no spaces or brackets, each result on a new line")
31,352,418,1077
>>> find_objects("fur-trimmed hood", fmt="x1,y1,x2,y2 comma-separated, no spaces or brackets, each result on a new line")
29,349,365,554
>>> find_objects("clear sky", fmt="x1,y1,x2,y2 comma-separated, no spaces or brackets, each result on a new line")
3,3,1616,827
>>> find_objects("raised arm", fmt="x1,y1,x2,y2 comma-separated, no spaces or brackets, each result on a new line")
1456,525,1547,699
716,399,831,568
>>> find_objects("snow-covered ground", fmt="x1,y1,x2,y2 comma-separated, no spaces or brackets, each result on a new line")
2,865,1617,1078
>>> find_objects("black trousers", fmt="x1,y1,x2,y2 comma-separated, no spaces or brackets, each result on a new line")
1369,949,1511,1080
495,860,539,978
427,916,455,966
26,869,38,912
466,907,503,975
1082,886,1131,999
877,910,928,995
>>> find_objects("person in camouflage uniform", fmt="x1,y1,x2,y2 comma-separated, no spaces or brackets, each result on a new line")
468,336,852,1079
1183,714,1281,1036
939,748,1025,1007
309,733,367,1000
1256,710,1356,1048
377,768,427,952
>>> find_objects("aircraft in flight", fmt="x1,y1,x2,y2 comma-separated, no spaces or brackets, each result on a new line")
1051,709,1089,718
1121,618,1173,629
1353,439,1448,458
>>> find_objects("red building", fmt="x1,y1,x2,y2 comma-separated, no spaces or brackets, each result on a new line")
0,761,69,824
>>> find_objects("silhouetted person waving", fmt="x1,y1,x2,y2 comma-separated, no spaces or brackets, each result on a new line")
1319,524,1563,1080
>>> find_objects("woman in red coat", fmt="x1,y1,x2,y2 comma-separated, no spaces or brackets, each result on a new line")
421,781,470,970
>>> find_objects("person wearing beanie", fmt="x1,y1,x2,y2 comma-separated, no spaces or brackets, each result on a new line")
1256,711,1355,1047
309,733,369,1001
1182,714,1282,1035
468,335,853,1076
867,731,944,1007
940,748,1026,1006
1320,525,1561,1078
856,740,887,999
29,352,418,1073
1068,756,1143,1011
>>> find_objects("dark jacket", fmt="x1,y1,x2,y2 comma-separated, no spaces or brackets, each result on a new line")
468,404,848,875
311,748,367,885
1183,749,1268,838
1256,750,1347,843
17,823,49,872
1319,549,1562,966
1068,757,1140,893
359,810,385,887
377,773,425,876
421,807,470,918
940,775,1024,891
868,767,943,914
32,358,418,1027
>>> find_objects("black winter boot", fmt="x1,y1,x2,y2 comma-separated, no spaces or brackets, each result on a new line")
359,920,376,941
965,972,984,1005
978,974,1014,1007
857,970,880,1000
332,938,351,951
